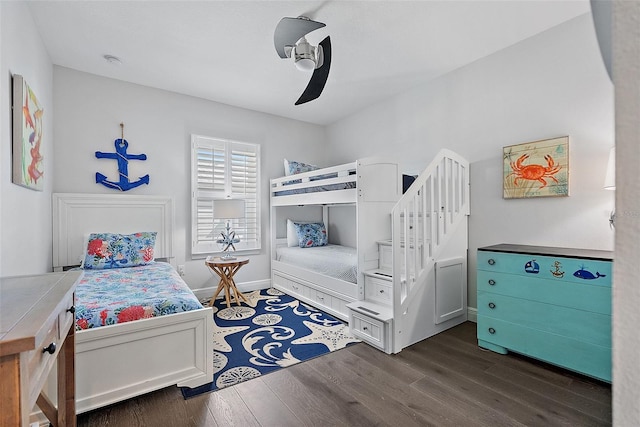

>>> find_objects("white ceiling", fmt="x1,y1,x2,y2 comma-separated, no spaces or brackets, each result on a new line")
27,0,591,126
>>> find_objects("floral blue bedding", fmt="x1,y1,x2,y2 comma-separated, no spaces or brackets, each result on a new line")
75,262,203,330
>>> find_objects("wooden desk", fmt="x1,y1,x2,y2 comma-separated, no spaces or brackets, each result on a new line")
0,271,80,427
205,257,249,308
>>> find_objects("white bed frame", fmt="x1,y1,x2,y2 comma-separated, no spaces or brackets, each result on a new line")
270,158,401,321
46,193,213,414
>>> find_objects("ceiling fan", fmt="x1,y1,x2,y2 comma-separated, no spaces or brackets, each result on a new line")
274,16,331,105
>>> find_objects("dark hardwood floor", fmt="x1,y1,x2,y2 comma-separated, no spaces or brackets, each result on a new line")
77,322,611,426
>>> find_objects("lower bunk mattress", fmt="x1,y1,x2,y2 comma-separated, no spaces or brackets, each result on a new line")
75,262,203,330
276,244,357,283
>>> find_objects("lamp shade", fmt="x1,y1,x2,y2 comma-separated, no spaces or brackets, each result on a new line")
214,199,245,219
604,147,615,190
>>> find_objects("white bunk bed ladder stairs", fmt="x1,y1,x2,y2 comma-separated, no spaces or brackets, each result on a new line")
348,149,470,354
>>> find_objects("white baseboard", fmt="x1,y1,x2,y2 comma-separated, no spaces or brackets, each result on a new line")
467,307,477,323
193,279,270,301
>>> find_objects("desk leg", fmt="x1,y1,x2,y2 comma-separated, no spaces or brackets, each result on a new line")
58,326,76,427
0,353,28,427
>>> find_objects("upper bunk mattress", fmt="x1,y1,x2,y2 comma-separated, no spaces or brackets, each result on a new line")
276,244,357,283
273,181,355,196
75,262,203,330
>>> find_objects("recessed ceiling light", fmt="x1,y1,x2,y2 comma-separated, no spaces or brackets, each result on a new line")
103,54,122,66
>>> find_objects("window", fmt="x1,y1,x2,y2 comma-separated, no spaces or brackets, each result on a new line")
191,135,260,255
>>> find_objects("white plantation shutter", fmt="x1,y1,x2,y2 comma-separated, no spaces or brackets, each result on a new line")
191,135,260,255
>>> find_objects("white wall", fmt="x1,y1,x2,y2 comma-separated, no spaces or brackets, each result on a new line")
0,2,54,276
327,13,615,309
52,67,325,290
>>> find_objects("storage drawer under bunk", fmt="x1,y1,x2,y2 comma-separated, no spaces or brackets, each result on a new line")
272,270,353,321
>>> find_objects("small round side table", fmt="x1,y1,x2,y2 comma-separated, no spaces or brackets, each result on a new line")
205,256,249,308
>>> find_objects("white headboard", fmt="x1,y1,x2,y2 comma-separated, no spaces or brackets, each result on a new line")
52,193,174,269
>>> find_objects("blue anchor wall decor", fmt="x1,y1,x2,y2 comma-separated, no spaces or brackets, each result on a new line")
95,123,149,191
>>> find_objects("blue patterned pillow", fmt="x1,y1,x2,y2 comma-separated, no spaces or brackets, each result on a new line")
83,232,157,269
294,222,328,248
285,159,319,176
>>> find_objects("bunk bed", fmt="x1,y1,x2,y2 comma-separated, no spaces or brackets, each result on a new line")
270,158,401,321
48,193,213,415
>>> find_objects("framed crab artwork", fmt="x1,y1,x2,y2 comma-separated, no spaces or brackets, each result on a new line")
503,136,569,199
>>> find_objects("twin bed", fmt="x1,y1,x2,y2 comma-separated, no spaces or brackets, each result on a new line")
49,193,213,415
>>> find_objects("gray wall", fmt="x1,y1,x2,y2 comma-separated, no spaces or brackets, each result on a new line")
326,13,615,309
51,67,325,290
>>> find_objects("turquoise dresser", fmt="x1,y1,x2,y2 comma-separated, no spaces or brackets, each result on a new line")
477,244,612,382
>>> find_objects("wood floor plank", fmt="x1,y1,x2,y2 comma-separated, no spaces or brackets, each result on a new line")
306,349,434,427
234,376,302,427
77,386,218,427
207,385,260,426
260,363,361,426
432,322,612,403
281,360,388,426
400,340,608,426
345,342,426,384
484,362,611,422
329,343,486,426
432,329,576,387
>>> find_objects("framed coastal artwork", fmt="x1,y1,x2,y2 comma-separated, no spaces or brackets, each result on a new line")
503,136,569,199
12,74,44,191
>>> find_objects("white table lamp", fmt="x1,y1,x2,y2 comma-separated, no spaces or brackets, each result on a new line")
214,199,245,259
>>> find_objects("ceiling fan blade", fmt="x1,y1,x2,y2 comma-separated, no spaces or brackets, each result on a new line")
296,36,331,105
274,17,325,59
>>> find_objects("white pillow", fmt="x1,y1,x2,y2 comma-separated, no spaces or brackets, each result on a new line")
284,159,291,176
286,219,298,247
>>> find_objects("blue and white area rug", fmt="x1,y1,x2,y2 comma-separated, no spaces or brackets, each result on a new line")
181,288,359,398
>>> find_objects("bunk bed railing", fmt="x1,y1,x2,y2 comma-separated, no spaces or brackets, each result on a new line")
270,161,359,206
391,149,469,348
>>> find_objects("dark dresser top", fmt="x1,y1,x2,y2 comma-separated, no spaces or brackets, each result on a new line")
478,244,613,261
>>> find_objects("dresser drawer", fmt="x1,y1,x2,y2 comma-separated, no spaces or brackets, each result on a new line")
478,291,610,347
477,316,611,382
477,271,611,315
478,251,612,287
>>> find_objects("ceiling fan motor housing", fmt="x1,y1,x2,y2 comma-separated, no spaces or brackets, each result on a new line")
293,37,316,71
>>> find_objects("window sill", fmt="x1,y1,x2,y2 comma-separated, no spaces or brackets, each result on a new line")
191,249,261,260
